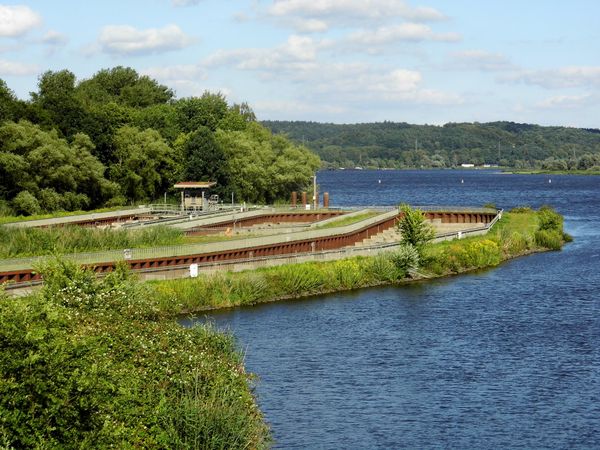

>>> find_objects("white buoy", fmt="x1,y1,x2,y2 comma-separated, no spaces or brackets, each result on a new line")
461,179,464,184
378,179,381,184
549,179,552,184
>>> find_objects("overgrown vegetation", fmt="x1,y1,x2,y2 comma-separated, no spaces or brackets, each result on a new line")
0,225,184,259
0,69,320,217
263,120,600,170
0,259,269,448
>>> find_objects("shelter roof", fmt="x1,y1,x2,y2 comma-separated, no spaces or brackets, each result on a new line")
173,181,217,189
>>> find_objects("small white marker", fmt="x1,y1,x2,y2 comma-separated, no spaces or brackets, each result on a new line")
461,179,464,184
378,179,381,184
549,179,552,184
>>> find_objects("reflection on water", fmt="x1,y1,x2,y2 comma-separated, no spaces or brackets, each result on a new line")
185,170,600,448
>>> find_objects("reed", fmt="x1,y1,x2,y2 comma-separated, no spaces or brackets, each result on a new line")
0,225,184,259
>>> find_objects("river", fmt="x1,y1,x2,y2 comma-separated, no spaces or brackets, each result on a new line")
184,170,600,448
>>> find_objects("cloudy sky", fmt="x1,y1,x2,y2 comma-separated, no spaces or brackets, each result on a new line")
0,0,599,127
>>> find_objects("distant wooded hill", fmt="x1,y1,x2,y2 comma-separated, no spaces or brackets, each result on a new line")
262,120,600,170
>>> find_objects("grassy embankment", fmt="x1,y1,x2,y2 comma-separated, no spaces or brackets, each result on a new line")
150,206,570,314
0,260,270,448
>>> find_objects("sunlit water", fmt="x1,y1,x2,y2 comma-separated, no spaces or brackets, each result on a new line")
183,170,600,448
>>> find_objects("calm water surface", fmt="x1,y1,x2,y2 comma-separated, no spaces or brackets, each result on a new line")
185,170,600,449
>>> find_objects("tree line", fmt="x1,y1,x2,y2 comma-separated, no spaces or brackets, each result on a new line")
262,120,600,170
0,68,320,216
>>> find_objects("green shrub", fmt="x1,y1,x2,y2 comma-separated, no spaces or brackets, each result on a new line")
11,191,41,216
38,188,65,213
0,258,269,448
534,229,563,250
537,206,563,231
366,254,401,282
388,244,420,276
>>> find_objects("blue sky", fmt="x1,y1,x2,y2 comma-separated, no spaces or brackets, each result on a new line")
1,0,599,127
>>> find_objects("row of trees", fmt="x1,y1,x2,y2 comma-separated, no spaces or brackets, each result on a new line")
0,68,320,215
263,120,600,170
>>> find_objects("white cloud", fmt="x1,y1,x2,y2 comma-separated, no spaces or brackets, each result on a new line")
204,35,325,73
98,24,193,56
313,67,462,105
42,30,68,46
172,0,203,6
347,23,460,46
291,18,329,33
143,64,207,81
536,94,594,109
268,0,446,22
261,0,447,32
449,50,515,72
0,5,41,37
0,59,39,76
505,66,600,89
254,99,347,119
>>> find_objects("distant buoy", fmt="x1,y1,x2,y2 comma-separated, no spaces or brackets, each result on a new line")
378,179,381,184
549,179,552,184
461,179,464,184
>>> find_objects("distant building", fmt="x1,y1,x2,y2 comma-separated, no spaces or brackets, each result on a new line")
174,181,217,211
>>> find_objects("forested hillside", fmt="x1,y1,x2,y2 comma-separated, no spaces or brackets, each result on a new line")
0,68,320,216
263,120,600,171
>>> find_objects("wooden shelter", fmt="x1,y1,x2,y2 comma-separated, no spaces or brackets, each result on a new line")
174,181,217,211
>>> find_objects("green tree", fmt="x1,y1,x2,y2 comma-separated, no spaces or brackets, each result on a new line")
182,126,228,191
175,92,229,133
0,121,117,213
0,79,18,123
397,204,435,256
110,126,178,202
76,66,173,108
31,70,86,138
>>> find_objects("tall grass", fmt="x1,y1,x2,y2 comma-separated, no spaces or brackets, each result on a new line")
0,225,184,259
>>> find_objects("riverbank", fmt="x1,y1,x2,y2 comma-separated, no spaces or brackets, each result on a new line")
151,207,569,315
0,207,568,447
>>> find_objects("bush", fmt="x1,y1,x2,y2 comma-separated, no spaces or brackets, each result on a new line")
537,206,563,231
534,229,563,250
38,188,65,213
0,258,269,448
11,190,41,216
366,254,401,283
388,244,420,276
